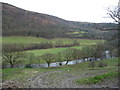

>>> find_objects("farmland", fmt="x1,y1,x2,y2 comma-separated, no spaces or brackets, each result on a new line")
2,36,103,45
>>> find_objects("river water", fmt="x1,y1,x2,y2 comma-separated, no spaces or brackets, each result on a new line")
3,50,112,68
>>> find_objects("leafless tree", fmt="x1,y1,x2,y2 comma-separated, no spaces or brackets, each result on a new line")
26,53,35,68
41,53,55,67
107,7,120,23
93,5,120,40
56,52,65,66
2,52,25,68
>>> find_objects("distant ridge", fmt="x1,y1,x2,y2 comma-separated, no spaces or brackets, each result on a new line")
2,2,117,38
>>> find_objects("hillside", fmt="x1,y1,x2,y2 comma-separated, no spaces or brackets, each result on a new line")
2,2,117,39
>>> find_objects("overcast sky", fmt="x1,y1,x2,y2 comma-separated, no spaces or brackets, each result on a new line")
0,0,119,23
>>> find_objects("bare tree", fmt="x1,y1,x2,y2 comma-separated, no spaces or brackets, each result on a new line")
56,52,65,66
80,46,93,62
36,56,42,68
62,48,77,65
41,53,55,67
26,53,35,68
2,52,25,68
107,7,120,23
94,4,119,30
93,1,120,40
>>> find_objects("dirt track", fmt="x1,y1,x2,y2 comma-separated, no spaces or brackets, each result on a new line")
27,70,118,88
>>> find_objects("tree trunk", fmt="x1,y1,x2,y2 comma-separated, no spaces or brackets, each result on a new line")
65,61,69,65
110,53,112,59
83,58,85,62
10,64,14,68
76,60,78,64
48,63,50,67
89,58,92,61
95,56,97,61
30,59,32,68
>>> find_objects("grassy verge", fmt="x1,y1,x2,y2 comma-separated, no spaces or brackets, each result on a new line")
76,71,119,84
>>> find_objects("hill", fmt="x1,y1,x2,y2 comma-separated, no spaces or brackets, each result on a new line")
2,2,117,39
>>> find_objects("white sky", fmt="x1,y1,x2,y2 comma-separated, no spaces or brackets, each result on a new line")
0,0,119,23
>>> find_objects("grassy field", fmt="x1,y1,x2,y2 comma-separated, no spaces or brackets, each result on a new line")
2,36,48,44
25,46,83,56
76,71,118,84
2,36,103,45
2,58,119,87
2,36,104,64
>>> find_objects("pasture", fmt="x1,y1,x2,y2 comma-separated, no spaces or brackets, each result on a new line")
2,36,103,45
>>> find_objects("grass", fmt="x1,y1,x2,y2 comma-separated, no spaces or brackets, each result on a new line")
25,47,70,56
74,58,119,84
76,71,119,84
2,36,103,45
59,58,119,71
2,58,119,84
2,67,72,83
2,36,48,44
2,68,41,83
25,46,83,56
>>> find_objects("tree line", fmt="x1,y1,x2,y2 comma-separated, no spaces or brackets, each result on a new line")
2,40,118,68
2,39,80,52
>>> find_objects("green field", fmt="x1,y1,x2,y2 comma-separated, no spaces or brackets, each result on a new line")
25,46,83,56
2,58,119,87
2,36,103,45
2,36,48,44
2,36,104,56
76,71,118,84
2,36,104,64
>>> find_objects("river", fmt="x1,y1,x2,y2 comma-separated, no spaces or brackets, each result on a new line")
3,50,112,68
